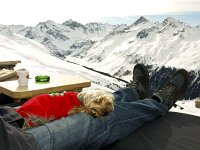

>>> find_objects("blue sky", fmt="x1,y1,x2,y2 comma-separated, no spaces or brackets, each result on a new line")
0,0,199,26
100,12,200,27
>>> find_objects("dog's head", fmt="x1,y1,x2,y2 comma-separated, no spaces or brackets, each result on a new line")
69,90,115,117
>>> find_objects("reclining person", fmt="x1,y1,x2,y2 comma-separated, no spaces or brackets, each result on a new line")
0,64,189,150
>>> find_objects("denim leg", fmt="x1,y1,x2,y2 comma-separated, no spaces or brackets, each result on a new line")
113,87,140,102
86,99,167,149
26,99,167,150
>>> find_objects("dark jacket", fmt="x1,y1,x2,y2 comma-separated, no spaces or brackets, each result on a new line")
0,106,38,150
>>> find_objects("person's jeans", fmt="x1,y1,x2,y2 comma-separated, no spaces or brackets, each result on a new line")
26,87,167,150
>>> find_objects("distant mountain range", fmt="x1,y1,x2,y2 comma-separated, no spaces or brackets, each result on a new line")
0,16,199,99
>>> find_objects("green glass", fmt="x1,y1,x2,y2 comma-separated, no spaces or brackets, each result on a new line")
35,75,50,83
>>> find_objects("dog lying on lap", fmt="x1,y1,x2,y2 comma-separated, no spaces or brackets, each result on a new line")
16,90,115,129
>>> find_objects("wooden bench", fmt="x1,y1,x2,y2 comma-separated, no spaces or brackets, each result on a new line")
0,60,21,70
0,69,17,82
195,99,200,108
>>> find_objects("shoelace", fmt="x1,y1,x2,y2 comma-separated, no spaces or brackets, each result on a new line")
158,84,177,107
128,75,140,87
126,70,142,87
127,76,147,99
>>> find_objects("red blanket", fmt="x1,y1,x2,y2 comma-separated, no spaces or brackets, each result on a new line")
16,92,81,120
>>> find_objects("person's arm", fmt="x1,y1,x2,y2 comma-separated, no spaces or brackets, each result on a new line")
0,107,38,150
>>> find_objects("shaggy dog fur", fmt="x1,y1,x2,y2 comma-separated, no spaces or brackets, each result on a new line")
23,90,115,129
69,90,115,117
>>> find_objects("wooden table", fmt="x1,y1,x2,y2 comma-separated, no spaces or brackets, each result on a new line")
0,75,91,102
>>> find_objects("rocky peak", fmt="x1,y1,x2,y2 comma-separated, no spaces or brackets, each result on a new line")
37,20,55,25
133,16,149,26
162,17,184,27
36,20,56,30
62,19,84,29
86,22,101,27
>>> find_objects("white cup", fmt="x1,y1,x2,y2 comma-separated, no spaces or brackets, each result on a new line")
16,69,29,86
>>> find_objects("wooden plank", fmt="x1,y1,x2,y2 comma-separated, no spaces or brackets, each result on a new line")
0,69,17,82
0,60,21,66
195,99,200,108
0,60,21,70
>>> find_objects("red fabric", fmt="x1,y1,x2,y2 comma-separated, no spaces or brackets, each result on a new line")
16,92,81,120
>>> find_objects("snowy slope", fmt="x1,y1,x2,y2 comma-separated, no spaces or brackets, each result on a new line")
14,20,115,56
4,16,199,73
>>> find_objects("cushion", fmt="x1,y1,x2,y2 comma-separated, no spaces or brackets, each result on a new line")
107,112,200,150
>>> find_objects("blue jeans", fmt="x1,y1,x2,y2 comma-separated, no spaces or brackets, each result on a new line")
26,87,167,150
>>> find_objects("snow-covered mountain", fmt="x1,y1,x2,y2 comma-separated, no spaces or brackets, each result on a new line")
0,16,200,99
10,19,116,57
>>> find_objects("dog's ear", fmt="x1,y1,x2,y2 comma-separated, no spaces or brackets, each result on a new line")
101,97,114,112
86,98,114,117
105,101,114,111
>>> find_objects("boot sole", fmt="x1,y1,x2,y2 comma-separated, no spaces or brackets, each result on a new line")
133,64,150,97
170,69,190,100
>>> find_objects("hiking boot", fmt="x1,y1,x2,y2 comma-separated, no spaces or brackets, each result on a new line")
126,64,149,99
152,69,189,110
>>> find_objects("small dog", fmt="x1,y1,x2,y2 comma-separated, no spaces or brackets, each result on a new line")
69,90,115,117
23,89,115,129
